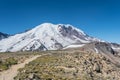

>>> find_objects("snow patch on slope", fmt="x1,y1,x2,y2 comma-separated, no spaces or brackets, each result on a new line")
94,48,99,53
64,44,85,49
112,46,120,50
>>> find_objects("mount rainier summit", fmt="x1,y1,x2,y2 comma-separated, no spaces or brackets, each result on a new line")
0,23,119,53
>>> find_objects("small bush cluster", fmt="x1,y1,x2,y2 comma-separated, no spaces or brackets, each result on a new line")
0,57,18,71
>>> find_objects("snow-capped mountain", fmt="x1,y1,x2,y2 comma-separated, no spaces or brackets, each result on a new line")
0,32,9,40
0,23,102,52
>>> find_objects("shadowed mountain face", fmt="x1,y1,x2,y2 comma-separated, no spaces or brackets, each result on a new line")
0,32,9,40
95,42,115,55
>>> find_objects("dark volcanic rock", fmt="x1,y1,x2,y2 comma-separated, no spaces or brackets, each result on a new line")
95,42,115,55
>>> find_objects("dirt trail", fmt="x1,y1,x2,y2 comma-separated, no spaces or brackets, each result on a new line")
0,55,41,80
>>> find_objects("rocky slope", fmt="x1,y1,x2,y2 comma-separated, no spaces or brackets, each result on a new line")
76,42,120,66
14,51,120,80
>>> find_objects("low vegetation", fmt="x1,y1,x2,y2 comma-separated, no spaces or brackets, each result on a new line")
0,57,18,71
14,51,120,80
0,52,42,71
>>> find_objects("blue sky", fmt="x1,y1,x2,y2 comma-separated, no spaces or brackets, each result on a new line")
0,0,120,43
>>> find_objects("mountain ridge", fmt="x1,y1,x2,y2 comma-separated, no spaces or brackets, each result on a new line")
0,23,102,52
0,23,119,53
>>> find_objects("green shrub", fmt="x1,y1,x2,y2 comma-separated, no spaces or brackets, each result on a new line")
5,57,18,66
0,57,18,71
0,64,8,70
